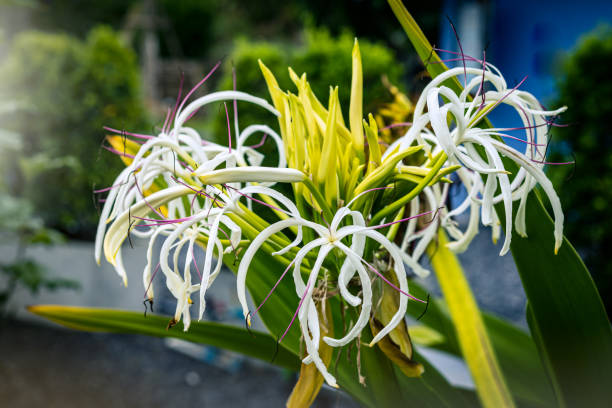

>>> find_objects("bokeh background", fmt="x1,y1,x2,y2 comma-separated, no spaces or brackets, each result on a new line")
1,0,610,407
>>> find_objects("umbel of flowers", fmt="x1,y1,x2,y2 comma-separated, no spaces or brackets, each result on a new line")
95,40,565,388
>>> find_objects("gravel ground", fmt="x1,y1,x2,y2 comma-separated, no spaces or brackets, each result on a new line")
0,320,356,408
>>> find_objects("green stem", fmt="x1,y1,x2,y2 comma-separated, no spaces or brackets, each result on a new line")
370,152,447,226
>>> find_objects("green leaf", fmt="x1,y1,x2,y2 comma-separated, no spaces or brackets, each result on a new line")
510,194,612,407
386,0,463,95
427,231,515,408
28,305,300,371
408,282,556,408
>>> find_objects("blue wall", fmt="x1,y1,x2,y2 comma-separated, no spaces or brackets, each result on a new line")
441,0,612,146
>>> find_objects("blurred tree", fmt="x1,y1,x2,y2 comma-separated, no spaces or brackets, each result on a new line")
550,26,612,314
0,26,147,239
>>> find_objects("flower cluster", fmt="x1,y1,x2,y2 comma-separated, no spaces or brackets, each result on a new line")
95,41,566,387
386,62,566,259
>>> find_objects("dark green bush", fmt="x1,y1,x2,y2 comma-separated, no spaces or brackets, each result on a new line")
1,26,147,239
550,26,612,313
210,27,403,155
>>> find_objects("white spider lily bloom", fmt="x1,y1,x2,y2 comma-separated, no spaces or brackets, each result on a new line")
98,185,193,285
159,227,201,331
161,184,304,322
441,168,483,253
170,91,287,187
390,63,566,254
236,206,423,387
157,212,227,328
96,87,287,267
398,183,447,271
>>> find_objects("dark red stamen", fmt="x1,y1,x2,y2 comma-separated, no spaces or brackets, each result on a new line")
446,16,467,88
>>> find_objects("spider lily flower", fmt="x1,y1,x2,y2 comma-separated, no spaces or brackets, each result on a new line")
236,202,426,387
94,69,310,331
96,80,300,269
389,63,566,255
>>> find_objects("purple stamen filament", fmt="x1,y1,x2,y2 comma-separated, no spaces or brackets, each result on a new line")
144,263,160,299
103,145,135,159
132,173,166,219
279,281,311,343
103,126,153,140
369,208,435,229
251,259,296,322
359,257,425,303
169,72,185,130
248,133,268,149
177,61,222,121
161,106,172,135
380,122,412,132
192,252,202,280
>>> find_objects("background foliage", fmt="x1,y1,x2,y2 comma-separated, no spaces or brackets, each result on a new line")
211,27,404,147
550,26,612,314
0,26,147,239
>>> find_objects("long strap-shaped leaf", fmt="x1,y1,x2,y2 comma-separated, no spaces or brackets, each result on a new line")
511,194,612,407
388,2,612,406
427,231,515,407
28,305,300,371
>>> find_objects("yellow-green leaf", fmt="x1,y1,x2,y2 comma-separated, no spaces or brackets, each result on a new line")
427,231,515,408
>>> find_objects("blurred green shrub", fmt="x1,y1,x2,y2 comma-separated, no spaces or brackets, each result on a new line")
550,26,612,313
0,102,79,317
0,26,147,239
212,27,403,151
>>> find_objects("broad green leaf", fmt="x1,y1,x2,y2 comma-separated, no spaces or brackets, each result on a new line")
510,194,612,407
28,305,300,371
427,231,515,408
226,252,303,353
